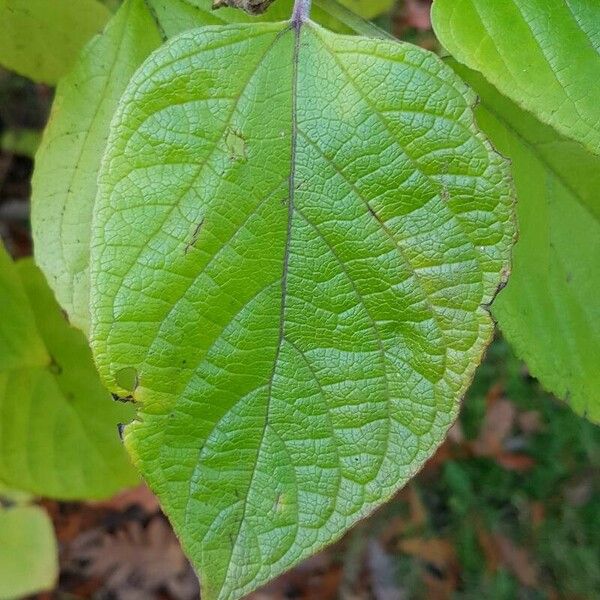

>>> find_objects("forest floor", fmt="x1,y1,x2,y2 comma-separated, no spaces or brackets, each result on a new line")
1,1,598,597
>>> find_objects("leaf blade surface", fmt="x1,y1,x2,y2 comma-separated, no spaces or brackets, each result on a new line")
30,0,387,333
91,21,515,599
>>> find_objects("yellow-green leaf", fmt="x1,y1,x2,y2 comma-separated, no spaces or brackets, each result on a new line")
91,19,514,599
0,505,58,599
0,245,137,499
31,0,386,334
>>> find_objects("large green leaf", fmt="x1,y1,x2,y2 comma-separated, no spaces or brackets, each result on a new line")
0,505,58,599
432,0,600,154
450,62,600,423
31,0,373,334
90,19,514,599
0,245,137,499
0,0,110,84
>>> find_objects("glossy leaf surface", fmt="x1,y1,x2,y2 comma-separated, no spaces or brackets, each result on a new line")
0,246,137,499
0,0,110,84
432,0,600,153
91,20,514,599
451,62,600,423
0,505,58,599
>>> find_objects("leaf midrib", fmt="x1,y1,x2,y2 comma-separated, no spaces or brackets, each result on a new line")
218,21,301,593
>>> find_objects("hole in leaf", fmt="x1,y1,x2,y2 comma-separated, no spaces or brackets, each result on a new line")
225,127,247,162
114,367,139,393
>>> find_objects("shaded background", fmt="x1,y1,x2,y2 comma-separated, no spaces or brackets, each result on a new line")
1,1,598,598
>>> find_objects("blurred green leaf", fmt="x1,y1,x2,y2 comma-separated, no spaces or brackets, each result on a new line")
32,0,163,333
0,244,137,499
0,505,58,599
0,481,33,506
449,61,600,423
1,128,41,158
336,0,395,19
0,0,111,84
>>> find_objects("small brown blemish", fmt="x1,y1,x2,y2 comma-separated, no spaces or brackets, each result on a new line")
48,356,62,375
185,217,205,254
225,128,247,163
111,393,135,404
273,493,284,513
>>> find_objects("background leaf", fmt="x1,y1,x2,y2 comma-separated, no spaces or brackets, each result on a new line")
449,62,600,423
31,0,163,333
0,0,110,84
0,504,58,599
91,21,514,599
0,241,47,371
0,244,137,499
336,0,394,19
432,0,600,154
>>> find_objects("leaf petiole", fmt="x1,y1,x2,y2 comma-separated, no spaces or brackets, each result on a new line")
292,0,312,25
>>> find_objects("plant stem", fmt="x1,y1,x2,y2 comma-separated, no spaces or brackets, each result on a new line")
292,0,312,25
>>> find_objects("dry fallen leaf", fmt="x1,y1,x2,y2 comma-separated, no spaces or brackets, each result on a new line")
472,397,516,457
518,410,544,434
407,485,427,530
530,501,546,529
212,0,276,13
475,522,501,574
398,537,459,583
398,536,459,600
399,0,432,30
495,452,536,472
67,517,198,600
493,534,540,587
